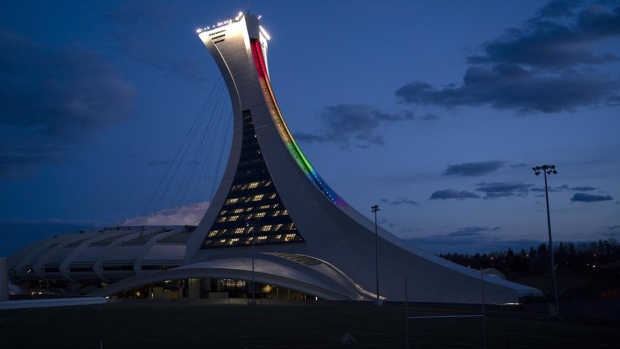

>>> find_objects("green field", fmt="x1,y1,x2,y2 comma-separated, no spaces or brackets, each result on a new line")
1,301,618,348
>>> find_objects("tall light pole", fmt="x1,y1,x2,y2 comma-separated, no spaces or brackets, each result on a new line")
533,164,559,318
246,219,258,305
371,205,382,306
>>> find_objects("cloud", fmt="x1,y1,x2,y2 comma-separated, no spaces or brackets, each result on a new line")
405,236,543,255
293,133,326,143
420,113,439,121
607,95,620,106
396,66,618,113
531,184,569,192
443,160,505,177
0,30,135,178
475,182,530,198
570,193,614,202
395,2,620,114
571,186,597,191
105,1,207,84
388,197,420,207
469,4,620,68
430,189,481,200
510,163,528,169
294,104,415,148
447,226,497,237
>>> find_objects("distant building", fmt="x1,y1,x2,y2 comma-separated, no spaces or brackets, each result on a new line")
8,13,539,303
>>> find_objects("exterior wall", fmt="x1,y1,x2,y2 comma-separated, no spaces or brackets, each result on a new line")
186,14,539,304
8,227,188,285
6,13,540,304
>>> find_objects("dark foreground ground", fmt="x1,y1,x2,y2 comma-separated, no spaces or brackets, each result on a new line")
1,300,619,348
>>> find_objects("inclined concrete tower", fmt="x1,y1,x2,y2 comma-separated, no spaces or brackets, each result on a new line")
182,13,539,304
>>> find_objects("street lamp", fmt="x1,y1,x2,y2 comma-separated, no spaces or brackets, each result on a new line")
532,164,559,318
371,205,382,306
246,219,258,305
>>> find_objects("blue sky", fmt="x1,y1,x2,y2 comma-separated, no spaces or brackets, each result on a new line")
1,0,619,257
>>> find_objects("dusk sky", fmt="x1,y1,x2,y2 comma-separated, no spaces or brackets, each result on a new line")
1,0,619,257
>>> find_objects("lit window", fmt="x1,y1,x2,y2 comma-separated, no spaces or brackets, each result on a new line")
252,194,264,201
217,217,226,223
226,198,239,205
259,205,270,210
275,224,283,231
284,234,296,242
269,193,277,199
248,181,259,189
255,212,266,218
229,215,239,222
228,238,239,245
261,225,272,232
258,236,267,241
234,228,245,234
208,230,218,237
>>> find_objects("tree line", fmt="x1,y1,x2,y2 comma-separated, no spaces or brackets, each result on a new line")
439,238,620,276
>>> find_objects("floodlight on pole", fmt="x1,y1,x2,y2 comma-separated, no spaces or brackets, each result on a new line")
371,205,382,306
532,164,559,318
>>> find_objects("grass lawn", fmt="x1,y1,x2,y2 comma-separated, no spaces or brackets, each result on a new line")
1,301,618,348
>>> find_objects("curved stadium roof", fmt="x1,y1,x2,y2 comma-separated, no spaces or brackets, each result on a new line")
8,203,210,284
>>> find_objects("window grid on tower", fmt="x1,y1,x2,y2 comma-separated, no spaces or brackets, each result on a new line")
201,109,304,249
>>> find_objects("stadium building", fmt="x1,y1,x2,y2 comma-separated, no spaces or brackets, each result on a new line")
6,13,539,304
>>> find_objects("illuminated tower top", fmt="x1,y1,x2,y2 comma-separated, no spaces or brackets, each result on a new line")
198,13,345,207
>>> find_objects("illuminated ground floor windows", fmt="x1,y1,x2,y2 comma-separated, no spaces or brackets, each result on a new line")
106,278,318,301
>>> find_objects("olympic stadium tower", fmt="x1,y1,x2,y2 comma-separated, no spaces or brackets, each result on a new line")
6,12,539,304
182,13,538,304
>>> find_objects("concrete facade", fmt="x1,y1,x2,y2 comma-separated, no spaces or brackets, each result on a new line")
7,13,540,304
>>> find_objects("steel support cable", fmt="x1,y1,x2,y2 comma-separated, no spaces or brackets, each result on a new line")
175,78,229,206
187,79,229,203
199,81,232,200
172,80,221,205
143,91,213,215
207,96,232,200
168,77,225,208
189,82,231,203
142,77,224,215
177,78,229,205
150,97,208,213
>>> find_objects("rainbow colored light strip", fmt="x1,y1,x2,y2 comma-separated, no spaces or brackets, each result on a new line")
250,39,347,207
